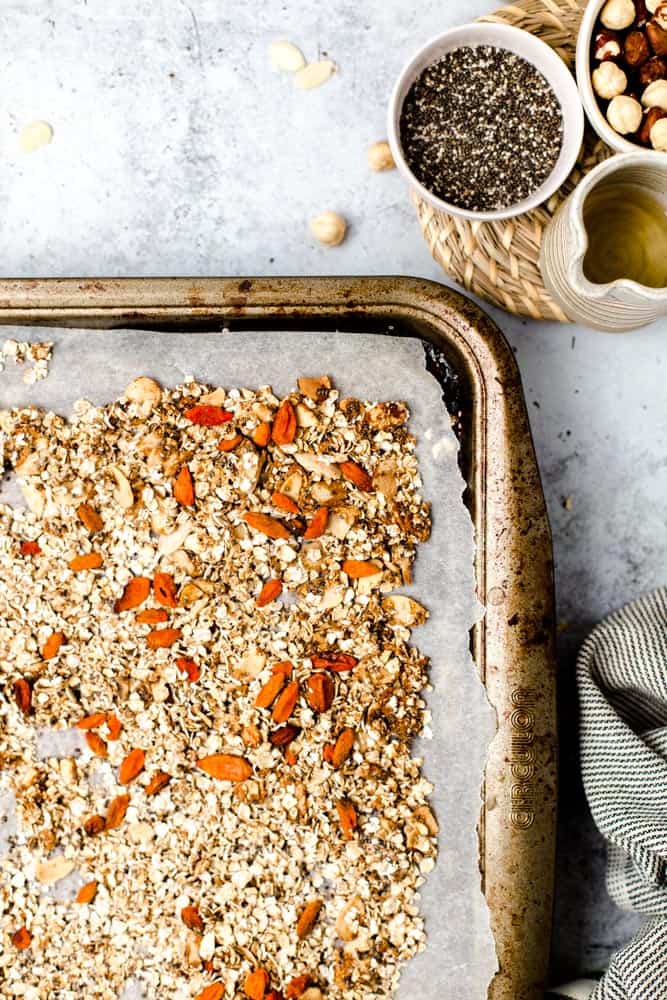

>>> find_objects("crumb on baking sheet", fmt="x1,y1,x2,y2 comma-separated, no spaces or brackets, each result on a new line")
0,339,53,384
0,375,437,999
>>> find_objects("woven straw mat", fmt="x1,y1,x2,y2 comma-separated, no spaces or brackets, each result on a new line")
414,0,612,323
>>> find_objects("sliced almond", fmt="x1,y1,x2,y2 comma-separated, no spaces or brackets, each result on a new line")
199,387,228,406
413,804,439,836
35,856,75,885
295,59,337,90
279,466,303,502
335,894,365,942
298,375,331,400
327,505,359,539
20,482,45,517
373,455,399,500
234,649,266,679
381,594,428,627
269,39,307,72
158,519,193,556
108,466,134,509
294,451,340,480
295,403,318,428
320,583,345,611
166,549,197,576
183,930,203,967
15,439,48,475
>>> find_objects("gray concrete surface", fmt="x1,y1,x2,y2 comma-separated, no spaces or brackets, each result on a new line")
2,0,666,985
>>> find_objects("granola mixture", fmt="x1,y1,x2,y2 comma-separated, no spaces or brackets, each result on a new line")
0,374,437,1000
0,340,53,384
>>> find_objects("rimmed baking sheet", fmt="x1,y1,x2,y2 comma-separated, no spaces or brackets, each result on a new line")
0,326,497,997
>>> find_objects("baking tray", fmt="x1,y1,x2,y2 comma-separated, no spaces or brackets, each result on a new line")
0,275,557,1000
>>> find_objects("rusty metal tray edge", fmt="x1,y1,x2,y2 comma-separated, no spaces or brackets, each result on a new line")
0,275,557,1000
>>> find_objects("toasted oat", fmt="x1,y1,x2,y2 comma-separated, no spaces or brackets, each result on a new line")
0,375,435,999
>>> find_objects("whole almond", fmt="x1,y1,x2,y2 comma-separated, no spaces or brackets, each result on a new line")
310,651,358,673
145,771,172,796
77,503,104,533
340,460,373,492
272,680,299,723
336,798,358,840
76,880,98,904
197,754,252,782
83,814,105,836
255,672,286,710
119,748,146,785
105,794,130,831
332,727,355,769
296,898,323,939
181,905,204,932
13,678,33,716
244,968,270,1000
305,673,334,713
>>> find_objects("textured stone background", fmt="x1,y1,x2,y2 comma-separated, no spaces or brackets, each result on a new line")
2,0,666,986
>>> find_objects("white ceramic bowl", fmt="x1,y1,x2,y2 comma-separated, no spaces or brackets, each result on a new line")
387,22,585,222
576,0,644,154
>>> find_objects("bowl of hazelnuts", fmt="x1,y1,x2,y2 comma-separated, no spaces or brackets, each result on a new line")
577,0,667,152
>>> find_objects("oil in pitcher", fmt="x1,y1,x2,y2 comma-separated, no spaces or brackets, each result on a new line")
583,183,667,289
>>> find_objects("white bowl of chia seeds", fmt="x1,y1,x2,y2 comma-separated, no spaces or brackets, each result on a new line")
388,23,585,221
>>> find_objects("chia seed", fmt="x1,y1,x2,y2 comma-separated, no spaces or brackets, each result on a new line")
400,46,564,212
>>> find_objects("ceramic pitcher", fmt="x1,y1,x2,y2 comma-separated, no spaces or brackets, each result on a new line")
539,152,667,332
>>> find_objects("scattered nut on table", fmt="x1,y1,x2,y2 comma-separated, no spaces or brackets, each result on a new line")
593,61,628,99
268,39,306,73
600,0,637,30
309,211,347,246
367,140,395,171
294,59,337,90
607,93,644,133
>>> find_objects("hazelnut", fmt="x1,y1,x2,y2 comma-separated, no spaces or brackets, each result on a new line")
607,93,644,132
647,18,667,52
309,211,347,247
642,78,667,108
593,60,629,98
637,104,667,142
624,29,652,64
651,115,667,145
594,29,622,60
601,0,637,30
652,0,667,26
367,141,395,172
639,54,667,82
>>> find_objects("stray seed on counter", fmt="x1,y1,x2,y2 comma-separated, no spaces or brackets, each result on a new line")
400,46,564,212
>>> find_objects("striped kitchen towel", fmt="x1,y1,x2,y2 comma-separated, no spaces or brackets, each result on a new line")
572,588,667,1000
